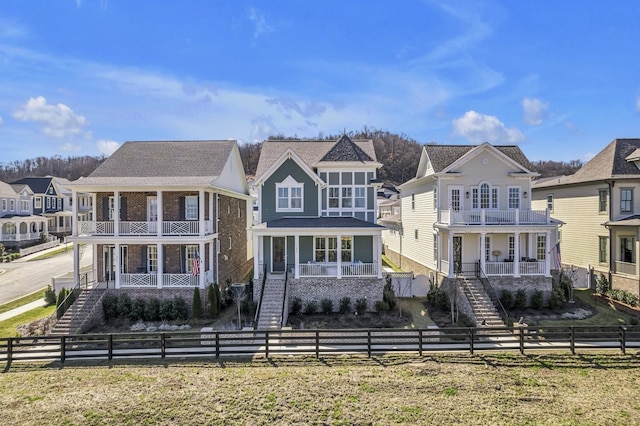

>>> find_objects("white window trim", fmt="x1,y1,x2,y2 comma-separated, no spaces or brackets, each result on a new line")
472,182,498,210
9,199,15,212
1,199,6,211
34,197,42,209
185,195,198,220
507,186,521,209
276,176,304,212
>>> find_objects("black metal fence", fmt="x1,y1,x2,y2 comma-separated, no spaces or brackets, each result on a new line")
1,325,639,371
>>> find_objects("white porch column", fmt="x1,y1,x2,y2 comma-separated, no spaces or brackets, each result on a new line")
115,243,121,289
157,190,163,237
91,193,97,221
71,190,78,237
199,242,206,288
480,232,486,274
514,232,520,277
337,234,342,279
448,232,454,276
199,189,205,236
113,190,120,237
157,243,163,289
294,234,300,279
92,244,98,287
208,240,214,284
73,243,80,288
253,233,260,280
209,191,214,235
545,231,551,277
376,234,383,278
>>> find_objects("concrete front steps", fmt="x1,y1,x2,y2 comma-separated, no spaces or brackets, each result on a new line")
459,277,507,328
51,287,106,335
256,278,286,330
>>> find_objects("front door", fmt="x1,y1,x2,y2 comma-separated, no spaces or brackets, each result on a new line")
453,236,462,274
103,246,115,281
272,237,286,273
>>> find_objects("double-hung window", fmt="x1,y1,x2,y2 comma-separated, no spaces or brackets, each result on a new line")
598,236,608,264
185,196,198,220
328,187,340,208
314,237,338,262
598,189,608,213
148,246,158,273
621,188,633,213
536,235,546,261
620,236,635,263
1,199,6,211
508,187,520,209
276,179,303,212
354,187,366,208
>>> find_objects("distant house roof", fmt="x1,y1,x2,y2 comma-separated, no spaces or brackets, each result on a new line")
74,140,236,187
262,216,383,229
533,139,640,189
255,136,378,179
0,181,18,197
424,144,534,173
10,177,54,194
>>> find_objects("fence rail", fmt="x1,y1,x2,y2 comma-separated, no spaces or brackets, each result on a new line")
1,325,638,370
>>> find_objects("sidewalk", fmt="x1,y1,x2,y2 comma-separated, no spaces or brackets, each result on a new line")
0,299,48,322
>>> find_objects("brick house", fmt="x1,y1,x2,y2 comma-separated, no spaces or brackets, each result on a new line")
68,140,253,296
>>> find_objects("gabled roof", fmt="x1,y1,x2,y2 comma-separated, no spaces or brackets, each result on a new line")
424,143,534,173
72,140,237,187
533,139,640,189
0,181,18,197
253,148,326,187
254,136,378,179
10,184,33,195
11,177,54,194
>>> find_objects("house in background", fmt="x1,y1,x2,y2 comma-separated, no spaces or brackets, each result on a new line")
532,138,640,296
385,143,560,324
11,176,71,238
68,140,253,296
0,180,48,247
251,135,385,327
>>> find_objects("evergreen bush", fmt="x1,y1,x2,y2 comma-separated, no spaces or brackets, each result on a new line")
320,298,333,314
383,275,397,310
44,285,57,306
338,297,351,314
303,300,318,315
355,298,368,315
290,297,302,316
549,285,566,310
144,297,161,321
375,300,389,312
500,290,514,310
192,287,203,319
102,293,119,322
530,290,544,310
116,293,132,318
130,298,146,322
515,289,527,310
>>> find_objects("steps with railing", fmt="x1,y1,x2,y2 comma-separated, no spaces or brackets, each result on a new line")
255,277,286,330
458,277,507,328
51,286,106,335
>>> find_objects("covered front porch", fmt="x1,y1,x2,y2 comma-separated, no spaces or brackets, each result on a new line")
0,216,48,243
436,228,554,278
252,217,384,280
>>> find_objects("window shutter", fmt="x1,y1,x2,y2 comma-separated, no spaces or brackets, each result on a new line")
141,246,147,272
120,197,127,221
102,197,109,220
180,245,186,273
179,197,185,220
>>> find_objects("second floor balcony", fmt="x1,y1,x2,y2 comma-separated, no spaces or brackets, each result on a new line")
78,220,214,236
439,209,550,226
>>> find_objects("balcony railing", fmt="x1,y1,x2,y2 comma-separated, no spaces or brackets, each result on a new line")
440,209,549,226
78,220,215,236
120,273,158,287
0,232,41,241
484,261,546,276
298,262,377,277
110,273,201,288
615,260,636,276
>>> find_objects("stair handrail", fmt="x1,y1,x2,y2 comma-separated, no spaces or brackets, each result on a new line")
64,273,99,331
458,277,483,323
280,264,292,328
477,265,510,326
254,263,267,328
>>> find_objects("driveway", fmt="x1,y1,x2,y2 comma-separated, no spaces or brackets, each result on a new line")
0,244,93,305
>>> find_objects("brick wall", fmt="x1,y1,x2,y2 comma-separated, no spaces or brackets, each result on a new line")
612,274,640,296
488,276,553,305
217,194,251,284
287,277,385,312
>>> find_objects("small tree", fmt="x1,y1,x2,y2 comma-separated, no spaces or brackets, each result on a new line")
44,285,57,306
192,287,203,319
56,288,68,319
596,273,610,295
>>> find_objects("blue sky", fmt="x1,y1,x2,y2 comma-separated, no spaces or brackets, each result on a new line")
1,1,640,164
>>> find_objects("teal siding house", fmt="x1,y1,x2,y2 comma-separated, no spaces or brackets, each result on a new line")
251,136,386,326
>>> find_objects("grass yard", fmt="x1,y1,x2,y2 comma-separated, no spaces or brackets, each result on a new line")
0,288,46,315
1,353,639,425
0,306,56,337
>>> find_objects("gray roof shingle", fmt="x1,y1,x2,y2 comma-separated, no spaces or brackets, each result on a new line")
266,216,383,229
76,140,236,186
255,137,377,179
424,144,533,173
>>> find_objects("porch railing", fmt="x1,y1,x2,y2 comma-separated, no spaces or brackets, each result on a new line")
341,262,377,277
519,261,545,275
78,220,214,236
120,273,159,287
615,261,636,276
162,274,199,287
298,262,377,277
440,209,549,225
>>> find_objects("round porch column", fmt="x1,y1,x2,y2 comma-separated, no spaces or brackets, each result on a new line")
514,232,520,277
157,243,163,289
448,232,454,277
199,241,205,289
480,232,486,275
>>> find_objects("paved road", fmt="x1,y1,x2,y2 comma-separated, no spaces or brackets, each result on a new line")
0,244,93,305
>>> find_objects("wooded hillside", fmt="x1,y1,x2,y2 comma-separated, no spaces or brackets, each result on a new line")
0,155,106,183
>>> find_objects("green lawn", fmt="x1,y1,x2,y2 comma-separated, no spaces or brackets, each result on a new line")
0,288,46,315
0,305,56,337
26,244,75,261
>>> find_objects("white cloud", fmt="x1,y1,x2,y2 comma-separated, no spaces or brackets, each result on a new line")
266,97,328,119
96,140,120,156
522,97,548,125
0,17,29,39
636,95,640,112
248,8,273,39
0,116,3,125
452,110,524,144
58,142,82,152
13,96,88,138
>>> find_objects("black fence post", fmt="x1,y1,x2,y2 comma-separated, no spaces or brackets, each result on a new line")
265,330,269,358
4,337,13,372
621,326,627,355
367,330,372,358
160,333,166,359
418,330,423,356
570,327,575,355
108,334,113,361
60,336,66,364
519,329,524,355
469,329,474,355
315,331,320,359
215,332,220,358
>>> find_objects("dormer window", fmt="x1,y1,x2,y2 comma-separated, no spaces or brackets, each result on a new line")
276,175,304,212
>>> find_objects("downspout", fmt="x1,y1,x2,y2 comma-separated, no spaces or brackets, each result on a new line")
216,193,220,286
607,180,615,288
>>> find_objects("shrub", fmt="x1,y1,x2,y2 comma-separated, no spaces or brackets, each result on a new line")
44,285,57,306
530,290,544,310
426,285,448,311
383,275,397,310
303,300,318,315
596,273,610,295
144,297,161,321
375,300,389,312
290,297,302,316
355,298,368,315
241,299,257,316
208,283,220,318
159,297,188,321
192,287,203,319
320,298,334,314
514,289,527,310
130,298,146,322
102,293,119,322
499,290,514,310
338,297,351,314
116,293,132,318
549,285,566,310
56,288,68,319
173,297,189,320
